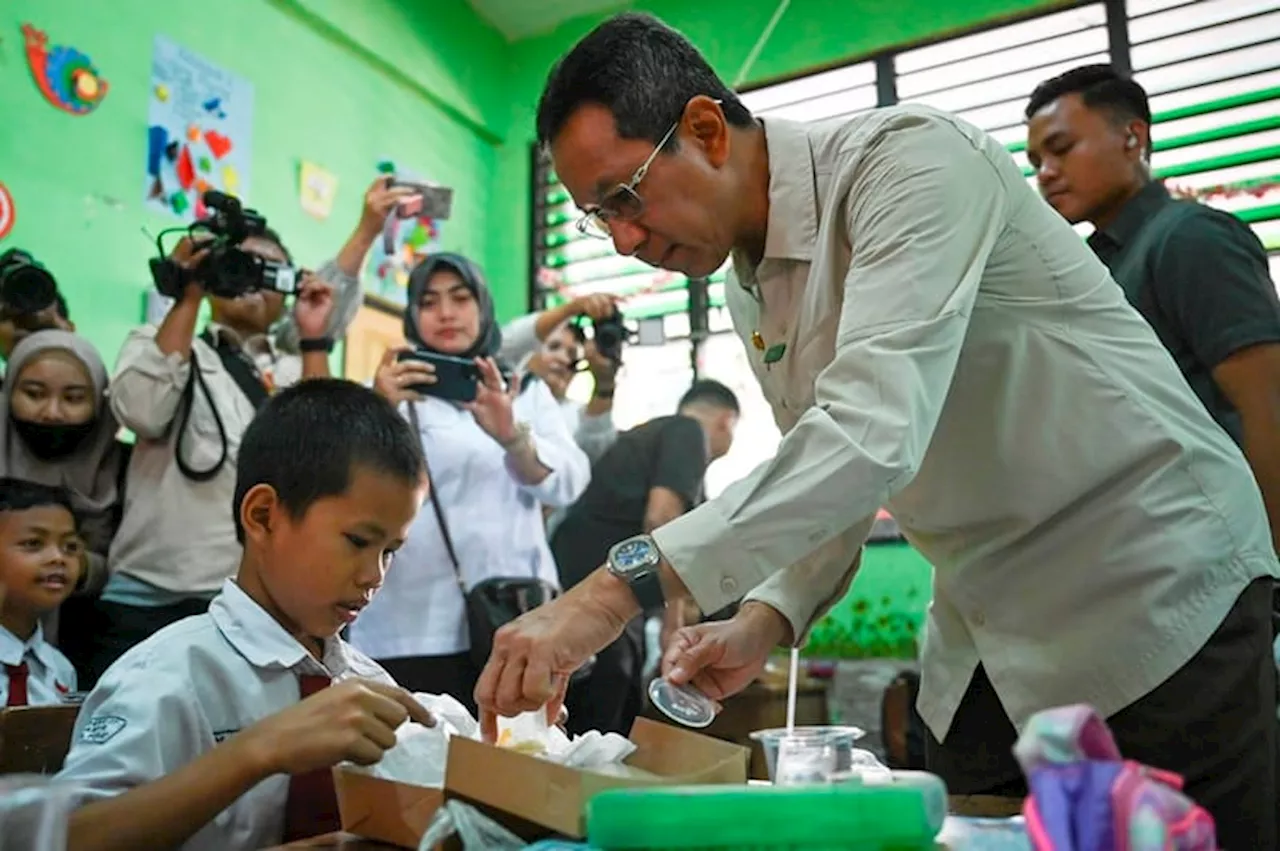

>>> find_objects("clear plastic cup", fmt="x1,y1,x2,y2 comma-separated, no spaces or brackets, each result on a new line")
749,725,865,783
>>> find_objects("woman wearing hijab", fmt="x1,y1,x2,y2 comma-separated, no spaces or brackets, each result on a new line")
0,330,128,676
350,253,590,708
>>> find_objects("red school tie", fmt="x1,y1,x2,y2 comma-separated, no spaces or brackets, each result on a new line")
281,674,342,841
5,662,29,707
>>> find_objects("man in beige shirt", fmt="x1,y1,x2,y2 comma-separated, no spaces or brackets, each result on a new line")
476,14,1278,846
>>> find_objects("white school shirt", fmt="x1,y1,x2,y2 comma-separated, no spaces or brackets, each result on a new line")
648,106,1279,740
56,580,394,851
349,380,590,659
0,623,75,706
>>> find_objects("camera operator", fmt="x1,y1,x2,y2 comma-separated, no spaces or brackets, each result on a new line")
500,292,619,370
523,322,619,465
78,184,403,684
0,249,75,365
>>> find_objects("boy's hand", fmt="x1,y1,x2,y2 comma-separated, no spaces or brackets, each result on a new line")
240,679,433,776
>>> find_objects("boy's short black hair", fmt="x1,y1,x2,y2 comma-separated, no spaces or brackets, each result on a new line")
678,379,740,414
232,379,425,543
1026,64,1152,127
0,477,77,519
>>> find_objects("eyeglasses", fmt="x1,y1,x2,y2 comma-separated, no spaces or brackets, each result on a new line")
575,120,680,240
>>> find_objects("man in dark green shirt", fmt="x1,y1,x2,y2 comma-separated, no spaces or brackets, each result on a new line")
1026,65,1280,553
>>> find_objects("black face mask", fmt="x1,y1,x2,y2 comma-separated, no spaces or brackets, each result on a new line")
10,417,97,460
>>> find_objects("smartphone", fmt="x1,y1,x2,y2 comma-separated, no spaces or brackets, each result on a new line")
396,349,479,402
391,180,454,221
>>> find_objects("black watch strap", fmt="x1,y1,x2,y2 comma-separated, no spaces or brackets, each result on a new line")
628,569,665,613
299,337,335,353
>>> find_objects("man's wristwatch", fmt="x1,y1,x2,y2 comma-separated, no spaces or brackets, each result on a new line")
606,534,665,612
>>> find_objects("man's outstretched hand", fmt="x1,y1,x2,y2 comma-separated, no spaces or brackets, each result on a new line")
661,602,792,701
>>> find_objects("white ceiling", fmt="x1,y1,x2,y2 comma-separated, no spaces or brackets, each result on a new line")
466,0,632,41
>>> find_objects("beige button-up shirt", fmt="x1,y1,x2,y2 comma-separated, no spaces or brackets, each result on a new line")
650,105,1278,739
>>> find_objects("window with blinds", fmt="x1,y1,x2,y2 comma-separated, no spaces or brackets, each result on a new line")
1124,0,1280,281
896,3,1110,151
894,1,1109,239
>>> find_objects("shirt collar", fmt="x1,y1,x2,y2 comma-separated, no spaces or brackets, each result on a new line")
0,622,46,667
206,323,278,359
1092,180,1172,249
209,579,351,676
758,118,821,264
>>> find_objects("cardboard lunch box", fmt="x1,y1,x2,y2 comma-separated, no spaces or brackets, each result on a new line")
332,765,447,849
332,718,748,847
445,717,750,839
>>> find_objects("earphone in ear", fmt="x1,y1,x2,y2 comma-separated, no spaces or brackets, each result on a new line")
1125,134,1138,150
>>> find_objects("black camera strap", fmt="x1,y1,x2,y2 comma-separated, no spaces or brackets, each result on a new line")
199,329,271,410
172,331,270,482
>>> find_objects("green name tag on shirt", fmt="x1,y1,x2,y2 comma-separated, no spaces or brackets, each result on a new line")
763,343,786,365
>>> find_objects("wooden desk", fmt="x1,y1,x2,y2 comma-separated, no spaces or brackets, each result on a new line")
262,832,404,850
0,705,80,774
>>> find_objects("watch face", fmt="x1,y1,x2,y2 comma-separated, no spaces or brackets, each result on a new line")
612,537,656,574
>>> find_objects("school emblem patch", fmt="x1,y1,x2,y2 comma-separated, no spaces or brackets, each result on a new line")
80,715,127,744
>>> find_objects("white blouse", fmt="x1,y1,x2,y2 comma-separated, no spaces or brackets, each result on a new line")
350,380,590,659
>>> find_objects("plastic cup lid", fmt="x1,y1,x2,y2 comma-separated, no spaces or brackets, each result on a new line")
648,678,718,728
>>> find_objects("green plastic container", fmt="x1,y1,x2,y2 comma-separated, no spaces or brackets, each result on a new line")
586,781,944,850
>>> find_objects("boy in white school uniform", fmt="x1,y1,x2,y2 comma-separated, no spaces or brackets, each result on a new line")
56,379,434,851
0,477,80,706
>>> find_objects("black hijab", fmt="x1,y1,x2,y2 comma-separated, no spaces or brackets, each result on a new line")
403,253,503,359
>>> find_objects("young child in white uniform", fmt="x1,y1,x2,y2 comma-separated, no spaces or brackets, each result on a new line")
0,477,80,706
56,379,433,851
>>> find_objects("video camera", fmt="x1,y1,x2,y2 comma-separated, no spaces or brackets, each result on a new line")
0,249,60,320
149,190,302,300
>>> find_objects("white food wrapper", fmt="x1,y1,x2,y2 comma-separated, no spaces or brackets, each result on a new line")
356,693,636,788
496,709,636,767
355,692,476,788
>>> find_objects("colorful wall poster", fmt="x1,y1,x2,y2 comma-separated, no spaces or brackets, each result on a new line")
299,161,338,220
363,160,445,306
144,35,253,220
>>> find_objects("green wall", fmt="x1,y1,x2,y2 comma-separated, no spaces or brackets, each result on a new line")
487,0,1070,311
0,0,507,363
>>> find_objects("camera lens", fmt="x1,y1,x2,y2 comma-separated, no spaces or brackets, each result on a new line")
0,263,58,317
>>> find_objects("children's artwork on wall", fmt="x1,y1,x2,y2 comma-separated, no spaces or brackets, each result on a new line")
144,35,254,220
22,24,108,115
298,161,338,220
363,159,444,306
0,182,14,241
